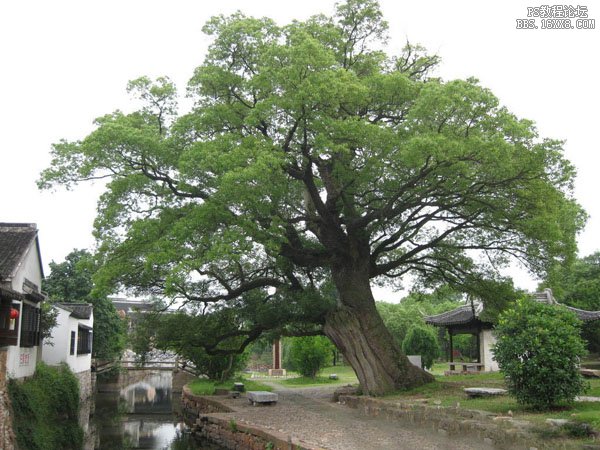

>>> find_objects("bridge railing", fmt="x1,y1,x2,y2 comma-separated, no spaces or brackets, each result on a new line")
93,358,198,374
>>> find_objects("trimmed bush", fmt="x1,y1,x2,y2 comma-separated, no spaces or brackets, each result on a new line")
8,363,83,450
288,336,334,378
401,325,440,369
492,298,588,409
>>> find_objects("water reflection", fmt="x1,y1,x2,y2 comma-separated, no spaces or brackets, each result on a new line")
120,372,173,414
93,370,224,449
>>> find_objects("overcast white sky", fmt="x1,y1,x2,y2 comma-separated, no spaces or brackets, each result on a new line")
1,0,598,299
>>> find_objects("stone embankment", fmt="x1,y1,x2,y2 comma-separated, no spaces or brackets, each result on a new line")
181,382,591,449
182,385,322,450
337,395,538,449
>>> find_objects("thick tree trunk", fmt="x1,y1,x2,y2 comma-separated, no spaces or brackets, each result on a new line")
323,266,434,395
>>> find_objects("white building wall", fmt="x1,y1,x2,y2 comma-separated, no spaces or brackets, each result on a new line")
5,238,44,379
73,312,93,374
6,333,36,378
8,242,43,295
42,306,93,374
480,329,499,372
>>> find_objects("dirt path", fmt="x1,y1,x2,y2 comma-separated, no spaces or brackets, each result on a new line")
219,383,496,450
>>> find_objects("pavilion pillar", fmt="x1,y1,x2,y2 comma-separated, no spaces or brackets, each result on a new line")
268,339,286,377
476,329,481,363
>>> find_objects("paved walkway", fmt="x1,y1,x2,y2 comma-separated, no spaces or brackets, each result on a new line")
217,384,496,450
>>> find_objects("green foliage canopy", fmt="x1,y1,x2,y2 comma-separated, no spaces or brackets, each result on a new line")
141,310,250,380
38,0,585,391
493,297,588,409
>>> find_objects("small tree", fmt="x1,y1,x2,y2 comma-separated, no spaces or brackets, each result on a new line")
401,325,440,369
493,298,588,409
288,336,334,378
150,312,249,381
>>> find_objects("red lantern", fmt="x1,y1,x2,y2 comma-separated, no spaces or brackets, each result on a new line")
9,308,19,319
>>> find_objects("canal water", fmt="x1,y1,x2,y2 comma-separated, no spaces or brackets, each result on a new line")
91,369,225,450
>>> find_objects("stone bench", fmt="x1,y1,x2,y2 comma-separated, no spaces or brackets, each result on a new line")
449,362,485,372
247,391,278,405
464,387,507,398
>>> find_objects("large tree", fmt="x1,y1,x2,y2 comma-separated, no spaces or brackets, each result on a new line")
39,0,584,394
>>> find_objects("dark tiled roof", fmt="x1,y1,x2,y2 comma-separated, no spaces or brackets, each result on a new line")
532,289,600,321
425,305,477,326
534,289,557,304
55,302,93,319
565,306,600,322
0,223,37,280
426,289,600,327
0,285,24,300
111,299,154,314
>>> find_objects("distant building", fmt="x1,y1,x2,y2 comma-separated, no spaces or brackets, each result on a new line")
111,297,156,330
0,223,45,379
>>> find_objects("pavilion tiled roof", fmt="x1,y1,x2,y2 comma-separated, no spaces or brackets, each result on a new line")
56,302,93,319
0,223,38,280
564,305,600,322
425,305,477,327
425,289,600,327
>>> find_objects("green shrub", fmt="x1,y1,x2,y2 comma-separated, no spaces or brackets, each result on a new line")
8,363,83,450
492,298,588,409
288,336,334,378
401,325,440,369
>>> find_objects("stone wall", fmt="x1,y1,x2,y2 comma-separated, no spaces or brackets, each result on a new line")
181,385,322,450
75,369,95,450
338,395,542,449
0,348,16,450
75,369,93,402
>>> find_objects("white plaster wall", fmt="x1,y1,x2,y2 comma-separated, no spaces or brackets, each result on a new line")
42,307,93,374
6,299,37,379
73,311,93,374
42,308,72,366
4,240,43,379
8,241,43,293
480,329,499,372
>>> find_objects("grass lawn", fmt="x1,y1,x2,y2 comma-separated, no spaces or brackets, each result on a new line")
275,365,359,388
188,377,273,395
386,370,600,434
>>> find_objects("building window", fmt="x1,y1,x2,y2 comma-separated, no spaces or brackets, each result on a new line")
70,331,76,355
77,326,92,355
20,303,40,348
0,298,20,346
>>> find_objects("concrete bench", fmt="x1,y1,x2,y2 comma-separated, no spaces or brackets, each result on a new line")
247,391,278,405
464,387,507,398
